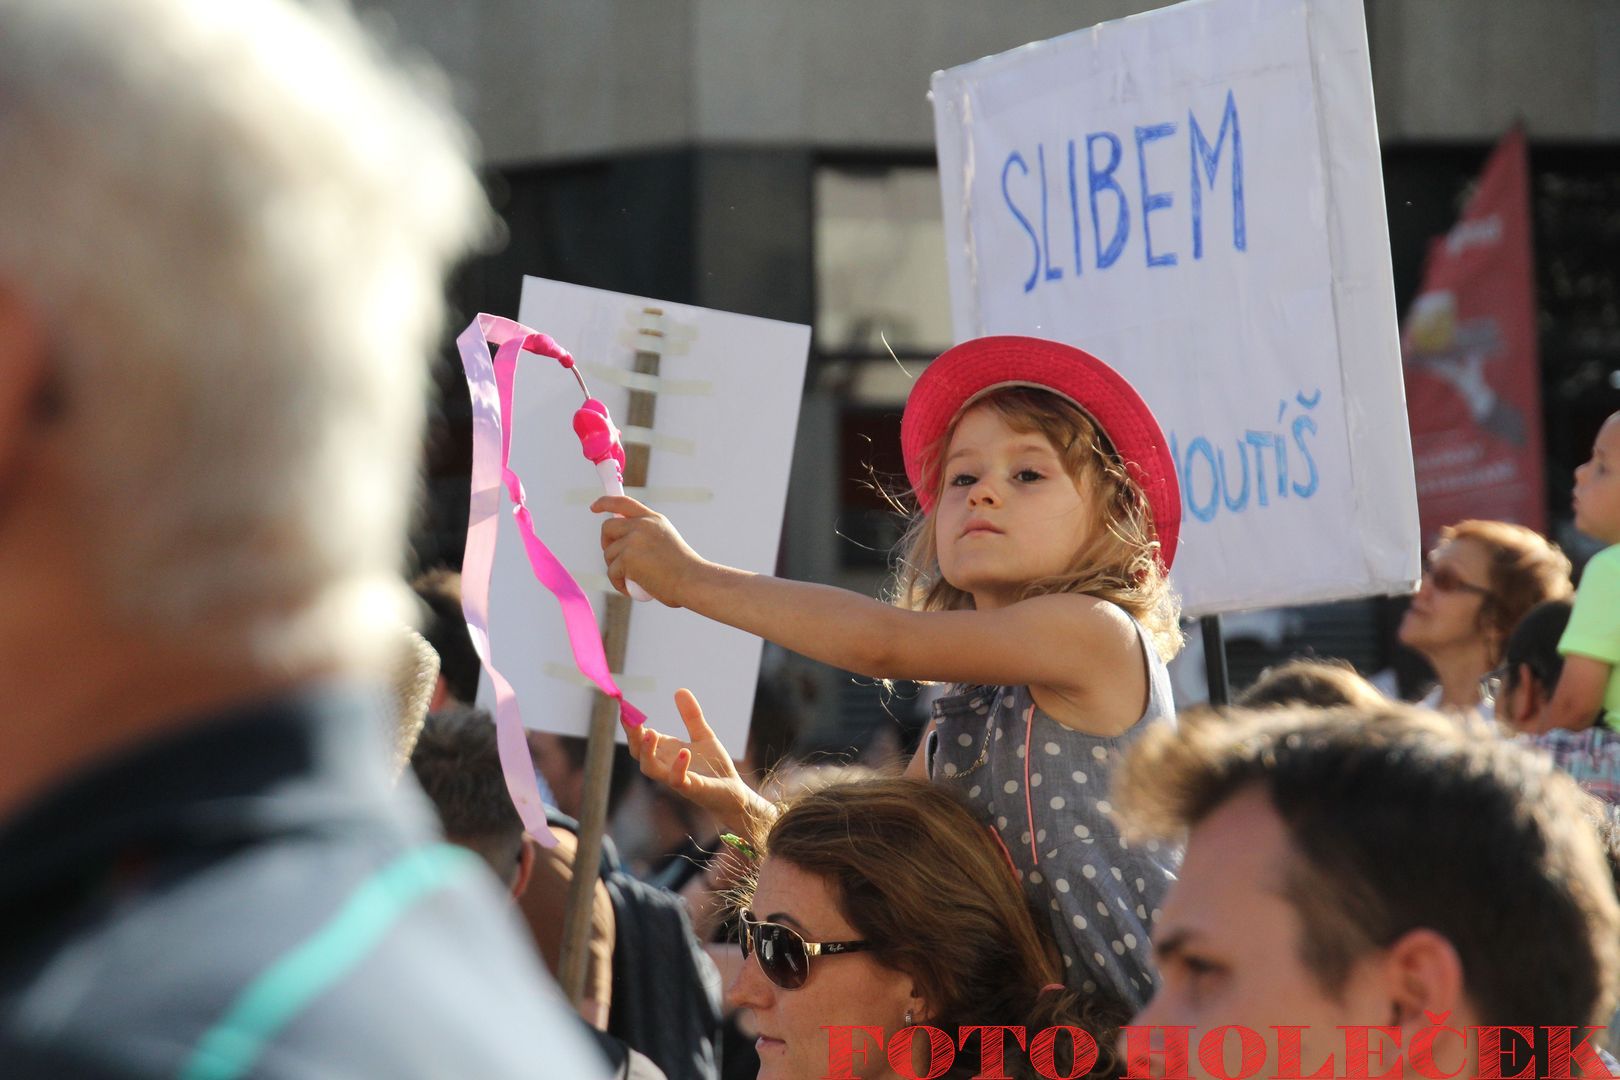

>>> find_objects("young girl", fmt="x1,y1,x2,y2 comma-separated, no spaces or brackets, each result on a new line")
593,335,1184,1010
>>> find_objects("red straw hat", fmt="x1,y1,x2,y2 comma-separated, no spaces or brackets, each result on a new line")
900,335,1181,571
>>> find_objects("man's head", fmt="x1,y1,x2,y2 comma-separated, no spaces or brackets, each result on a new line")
1495,599,1576,731
409,705,534,898
0,0,488,678
412,569,482,709
1118,705,1620,1078
527,730,639,821
1234,658,1386,711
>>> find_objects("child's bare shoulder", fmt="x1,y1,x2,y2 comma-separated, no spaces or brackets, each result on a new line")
1014,591,1129,619
1009,593,1138,645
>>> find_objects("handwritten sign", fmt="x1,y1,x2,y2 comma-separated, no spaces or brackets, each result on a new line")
932,0,1418,615
478,278,810,754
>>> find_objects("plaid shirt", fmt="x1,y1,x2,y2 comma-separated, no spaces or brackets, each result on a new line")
1524,727,1620,808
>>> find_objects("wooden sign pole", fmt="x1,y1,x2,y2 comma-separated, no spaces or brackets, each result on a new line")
558,311,664,1007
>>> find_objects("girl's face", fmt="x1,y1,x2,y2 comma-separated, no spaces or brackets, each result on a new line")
934,403,1092,609
1574,414,1620,545
726,858,914,1079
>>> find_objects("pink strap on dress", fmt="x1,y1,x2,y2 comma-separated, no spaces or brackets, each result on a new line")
455,314,646,846
1023,702,1039,867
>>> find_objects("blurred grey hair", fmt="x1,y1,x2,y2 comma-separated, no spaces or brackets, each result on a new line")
0,0,492,668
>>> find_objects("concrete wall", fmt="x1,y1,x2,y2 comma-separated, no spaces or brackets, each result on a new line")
686,1,1183,149
363,0,1620,166
1368,0,1620,141
360,0,695,163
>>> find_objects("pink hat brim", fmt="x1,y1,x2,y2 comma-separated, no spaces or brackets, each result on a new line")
900,336,1181,572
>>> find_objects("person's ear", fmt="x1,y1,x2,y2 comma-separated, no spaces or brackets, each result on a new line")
427,676,452,714
1383,928,1468,1046
907,984,929,1025
510,835,538,902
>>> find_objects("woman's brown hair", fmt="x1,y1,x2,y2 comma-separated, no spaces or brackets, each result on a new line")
1440,519,1573,663
746,777,1125,1078
893,387,1182,662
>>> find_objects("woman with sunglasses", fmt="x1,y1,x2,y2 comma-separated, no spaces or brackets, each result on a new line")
1398,519,1572,717
728,777,1124,1079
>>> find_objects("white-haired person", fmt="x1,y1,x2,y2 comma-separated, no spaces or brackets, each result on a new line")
0,1,606,1077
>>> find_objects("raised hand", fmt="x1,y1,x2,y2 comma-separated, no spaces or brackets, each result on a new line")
629,688,765,834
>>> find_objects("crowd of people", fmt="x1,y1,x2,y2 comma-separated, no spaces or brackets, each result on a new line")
2,1,1619,1079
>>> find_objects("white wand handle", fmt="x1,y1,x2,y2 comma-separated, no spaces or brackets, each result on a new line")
597,460,653,603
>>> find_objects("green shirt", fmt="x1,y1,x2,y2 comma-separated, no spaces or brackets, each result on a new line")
1561,544,1620,730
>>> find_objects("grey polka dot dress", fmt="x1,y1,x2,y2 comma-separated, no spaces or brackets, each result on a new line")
925,618,1180,1010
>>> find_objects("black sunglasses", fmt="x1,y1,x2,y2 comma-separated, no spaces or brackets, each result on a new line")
739,912,871,990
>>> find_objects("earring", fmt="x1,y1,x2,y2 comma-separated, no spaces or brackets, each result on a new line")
903,1009,914,1027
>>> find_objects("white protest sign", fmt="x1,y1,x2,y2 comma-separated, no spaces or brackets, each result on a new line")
478,278,809,753
932,0,1418,616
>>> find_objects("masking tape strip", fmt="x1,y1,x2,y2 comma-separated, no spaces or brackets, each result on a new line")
581,361,712,396
619,425,696,455
543,663,657,694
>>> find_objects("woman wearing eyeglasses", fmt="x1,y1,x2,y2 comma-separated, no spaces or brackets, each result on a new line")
729,780,1121,1075
728,777,1123,1079
1398,519,1573,717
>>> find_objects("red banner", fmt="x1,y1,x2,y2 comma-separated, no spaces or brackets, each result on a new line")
1401,127,1546,549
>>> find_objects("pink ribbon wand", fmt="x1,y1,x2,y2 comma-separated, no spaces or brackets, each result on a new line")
455,314,646,845
520,332,652,604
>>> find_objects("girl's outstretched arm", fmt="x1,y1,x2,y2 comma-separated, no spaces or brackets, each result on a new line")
595,496,1140,694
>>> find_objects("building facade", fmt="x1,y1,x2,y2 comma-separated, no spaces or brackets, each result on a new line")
384,0,1620,738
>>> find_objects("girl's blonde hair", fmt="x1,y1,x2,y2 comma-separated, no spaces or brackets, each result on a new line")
894,387,1182,661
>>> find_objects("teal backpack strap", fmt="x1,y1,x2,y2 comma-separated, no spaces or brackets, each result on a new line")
180,843,480,1080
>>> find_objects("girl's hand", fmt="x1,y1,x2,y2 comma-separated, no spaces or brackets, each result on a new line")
594,495,705,606
629,688,757,830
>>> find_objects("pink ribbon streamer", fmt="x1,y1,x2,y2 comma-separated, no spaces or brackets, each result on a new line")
456,314,646,845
